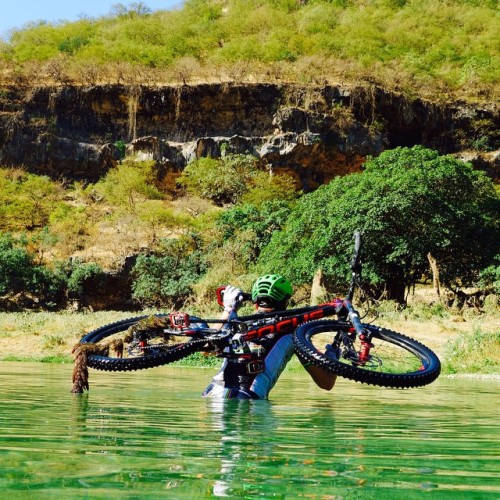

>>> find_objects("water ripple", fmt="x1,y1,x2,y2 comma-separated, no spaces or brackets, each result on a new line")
0,362,498,497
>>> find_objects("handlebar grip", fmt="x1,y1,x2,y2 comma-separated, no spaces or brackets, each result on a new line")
216,286,253,307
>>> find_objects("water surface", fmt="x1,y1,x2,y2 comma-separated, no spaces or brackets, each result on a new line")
0,362,498,498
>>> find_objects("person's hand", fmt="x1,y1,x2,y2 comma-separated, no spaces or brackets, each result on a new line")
223,285,244,312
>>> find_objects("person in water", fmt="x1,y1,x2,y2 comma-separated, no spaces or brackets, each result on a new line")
202,274,337,399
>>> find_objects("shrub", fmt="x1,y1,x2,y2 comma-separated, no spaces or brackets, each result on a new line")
0,232,65,306
93,158,163,209
216,200,292,255
0,169,62,231
131,237,207,307
241,170,301,207
478,257,500,295
178,154,301,207
67,261,105,297
177,154,256,205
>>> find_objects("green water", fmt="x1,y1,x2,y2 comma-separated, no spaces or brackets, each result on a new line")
0,362,498,499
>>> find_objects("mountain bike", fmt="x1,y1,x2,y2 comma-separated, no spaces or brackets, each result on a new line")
72,232,441,391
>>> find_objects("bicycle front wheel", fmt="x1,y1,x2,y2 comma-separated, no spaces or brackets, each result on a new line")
293,320,441,388
79,315,208,372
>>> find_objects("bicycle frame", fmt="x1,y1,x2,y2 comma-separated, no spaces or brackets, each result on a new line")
75,230,440,390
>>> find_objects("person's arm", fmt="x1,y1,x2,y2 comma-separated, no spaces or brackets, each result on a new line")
300,358,337,391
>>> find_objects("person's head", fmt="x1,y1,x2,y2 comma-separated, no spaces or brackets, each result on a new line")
251,274,293,311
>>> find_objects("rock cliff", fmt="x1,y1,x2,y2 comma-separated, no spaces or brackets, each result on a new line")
0,83,498,188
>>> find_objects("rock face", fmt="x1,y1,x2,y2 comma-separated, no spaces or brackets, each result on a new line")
0,83,498,188
0,82,497,311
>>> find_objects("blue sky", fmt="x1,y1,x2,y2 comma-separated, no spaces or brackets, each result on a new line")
1,1,183,39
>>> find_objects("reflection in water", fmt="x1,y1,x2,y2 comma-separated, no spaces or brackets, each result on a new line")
207,398,281,496
0,362,498,498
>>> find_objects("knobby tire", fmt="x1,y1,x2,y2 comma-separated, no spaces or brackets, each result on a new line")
293,320,441,388
80,315,206,372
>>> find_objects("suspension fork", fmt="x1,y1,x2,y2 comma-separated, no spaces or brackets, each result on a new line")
343,298,373,364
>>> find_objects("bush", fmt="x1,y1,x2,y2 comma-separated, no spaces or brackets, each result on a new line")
0,232,65,306
93,158,163,209
131,237,207,307
0,233,36,295
67,261,105,297
177,154,301,207
478,257,500,295
177,154,256,205
216,200,292,257
0,169,62,231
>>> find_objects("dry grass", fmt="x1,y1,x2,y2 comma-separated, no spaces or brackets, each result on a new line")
0,310,143,362
362,287,499,360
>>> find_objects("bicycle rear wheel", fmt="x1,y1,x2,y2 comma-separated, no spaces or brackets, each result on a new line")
79,315,209,372
293,320,441,388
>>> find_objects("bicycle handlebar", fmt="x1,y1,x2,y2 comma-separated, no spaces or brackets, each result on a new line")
350,231,362,273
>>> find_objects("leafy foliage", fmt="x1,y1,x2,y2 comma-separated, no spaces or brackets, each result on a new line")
177,154,300,206
131,237,207,307
66,261,105,296
93,158,163,209
0,232,64,304
478,256,500,295
187,199,294,303
0,170,62,231
217,200,292,255
177,154,257,205
257,146,500,302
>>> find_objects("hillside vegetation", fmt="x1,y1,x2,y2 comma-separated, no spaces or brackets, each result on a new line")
0,0,498,102
0,147,498,313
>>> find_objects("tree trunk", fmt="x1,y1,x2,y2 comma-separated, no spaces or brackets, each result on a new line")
310,268,327,305
427,252,441,298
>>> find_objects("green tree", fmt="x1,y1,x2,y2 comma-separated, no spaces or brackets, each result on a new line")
18,174,61,229
177,154,255,205
217,200,292,258
136,200,192,245
131,237,207,307
0,233,35,295
194,200,293,282
0,232,65,305
93,158,163,210
0,170,61,231
67,261,105,297
258,146,500,303
177,154,300,206
241,169,301,207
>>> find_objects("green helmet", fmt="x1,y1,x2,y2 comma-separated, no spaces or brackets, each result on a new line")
252,274,293,308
